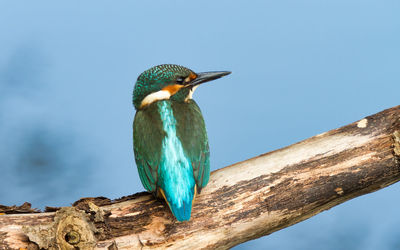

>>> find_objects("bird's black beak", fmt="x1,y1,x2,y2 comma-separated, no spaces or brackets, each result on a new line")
188,71,231,87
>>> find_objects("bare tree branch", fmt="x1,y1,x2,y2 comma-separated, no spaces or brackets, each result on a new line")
1,105,399,250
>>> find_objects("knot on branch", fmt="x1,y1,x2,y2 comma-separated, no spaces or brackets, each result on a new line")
23,206,102,249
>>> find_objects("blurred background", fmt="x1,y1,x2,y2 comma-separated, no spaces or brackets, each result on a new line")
1,1,399,249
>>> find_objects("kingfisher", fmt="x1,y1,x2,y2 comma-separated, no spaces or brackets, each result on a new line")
132,64,230,221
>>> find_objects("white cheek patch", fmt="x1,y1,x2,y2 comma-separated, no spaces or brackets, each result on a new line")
185,85,199,102
140,90,171,108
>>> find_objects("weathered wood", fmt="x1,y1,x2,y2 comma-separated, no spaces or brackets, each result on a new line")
0,105,399,250
0,202,39,214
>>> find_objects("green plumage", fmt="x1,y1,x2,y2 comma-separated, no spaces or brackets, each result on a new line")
133,102,164,192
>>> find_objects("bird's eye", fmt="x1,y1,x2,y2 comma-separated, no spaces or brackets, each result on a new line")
176,77,185,84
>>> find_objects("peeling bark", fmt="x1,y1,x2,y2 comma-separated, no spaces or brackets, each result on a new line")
0,105,399,250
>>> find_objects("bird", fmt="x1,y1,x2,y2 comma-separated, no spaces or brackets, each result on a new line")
132,64,231,221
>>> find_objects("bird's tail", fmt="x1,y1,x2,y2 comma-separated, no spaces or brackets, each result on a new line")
159,186,197,222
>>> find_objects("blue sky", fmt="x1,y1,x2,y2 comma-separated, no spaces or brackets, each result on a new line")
0,1,399,249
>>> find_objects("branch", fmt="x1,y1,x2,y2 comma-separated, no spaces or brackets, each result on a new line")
1,105,399,249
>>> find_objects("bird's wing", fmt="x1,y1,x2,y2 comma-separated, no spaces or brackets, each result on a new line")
173,100,210,193
133,106,165,193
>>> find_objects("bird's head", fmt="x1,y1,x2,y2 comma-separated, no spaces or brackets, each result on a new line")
133,64,231,110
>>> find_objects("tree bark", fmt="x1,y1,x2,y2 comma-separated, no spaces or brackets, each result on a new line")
1,105,399,250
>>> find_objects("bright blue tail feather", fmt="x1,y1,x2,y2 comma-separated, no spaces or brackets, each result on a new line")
169,198,193,222
163,183,195,222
